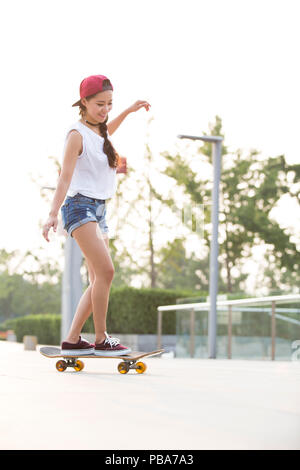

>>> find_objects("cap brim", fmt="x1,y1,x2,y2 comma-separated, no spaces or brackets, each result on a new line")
72,99,81,107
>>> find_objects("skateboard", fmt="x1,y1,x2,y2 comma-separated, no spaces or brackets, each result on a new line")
39,346,165,374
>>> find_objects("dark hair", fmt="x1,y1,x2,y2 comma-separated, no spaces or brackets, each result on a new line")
78,90,120,169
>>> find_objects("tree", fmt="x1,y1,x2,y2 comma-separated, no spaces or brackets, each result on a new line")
0,248,62,322
159,115,300,293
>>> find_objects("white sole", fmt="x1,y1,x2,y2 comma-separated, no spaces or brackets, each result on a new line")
61,348,95,356
93,348,132,357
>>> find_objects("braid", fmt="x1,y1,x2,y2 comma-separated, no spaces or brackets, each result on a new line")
99,118,120,169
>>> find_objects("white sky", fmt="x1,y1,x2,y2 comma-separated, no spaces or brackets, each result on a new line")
1,0,299,291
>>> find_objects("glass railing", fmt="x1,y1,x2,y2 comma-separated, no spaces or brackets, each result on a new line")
157,294,300,361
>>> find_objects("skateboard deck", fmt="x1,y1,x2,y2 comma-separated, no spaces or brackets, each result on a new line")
39,346,165,374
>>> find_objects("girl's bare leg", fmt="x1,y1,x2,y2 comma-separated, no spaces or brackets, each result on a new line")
64,284,94,343
64,227,112,344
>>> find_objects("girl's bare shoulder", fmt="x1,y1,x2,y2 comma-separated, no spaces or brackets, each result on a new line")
65,129,83,155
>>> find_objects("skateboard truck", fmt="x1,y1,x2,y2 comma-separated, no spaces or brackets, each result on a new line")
56,357,147,374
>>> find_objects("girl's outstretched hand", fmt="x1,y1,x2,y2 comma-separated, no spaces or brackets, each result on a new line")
127,100,151,113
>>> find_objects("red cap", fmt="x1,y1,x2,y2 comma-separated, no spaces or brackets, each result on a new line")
72,74,113,107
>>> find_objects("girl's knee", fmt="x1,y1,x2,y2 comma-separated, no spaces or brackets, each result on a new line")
107,265,115,282
94,264,114,283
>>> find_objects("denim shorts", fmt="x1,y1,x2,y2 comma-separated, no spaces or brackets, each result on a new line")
61,193,109,238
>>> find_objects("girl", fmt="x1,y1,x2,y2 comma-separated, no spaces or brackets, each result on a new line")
42,74,151,356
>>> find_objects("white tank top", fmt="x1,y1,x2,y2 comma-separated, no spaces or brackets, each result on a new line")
63,120,117,199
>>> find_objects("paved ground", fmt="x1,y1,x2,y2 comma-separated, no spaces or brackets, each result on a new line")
0,341,299,450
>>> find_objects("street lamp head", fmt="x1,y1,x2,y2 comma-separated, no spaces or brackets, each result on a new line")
177,134,223,143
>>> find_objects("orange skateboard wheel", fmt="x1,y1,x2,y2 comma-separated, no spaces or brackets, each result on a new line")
118,361,129,374
136,361,147,374
74,360,84,371
56,360,67,372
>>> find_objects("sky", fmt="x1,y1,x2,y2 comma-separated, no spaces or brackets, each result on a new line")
1,0,299,292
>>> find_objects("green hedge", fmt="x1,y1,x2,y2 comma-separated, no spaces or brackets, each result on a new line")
6,314,60,345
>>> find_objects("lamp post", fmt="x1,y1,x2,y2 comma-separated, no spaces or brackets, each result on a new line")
177,134,223,358
61,236,83,341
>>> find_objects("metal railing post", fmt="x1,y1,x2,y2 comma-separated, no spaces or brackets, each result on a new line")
190,308,195,358
271,301,276,360
228,304,232,359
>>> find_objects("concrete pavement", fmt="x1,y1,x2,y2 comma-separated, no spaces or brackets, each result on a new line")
0,341,299,450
